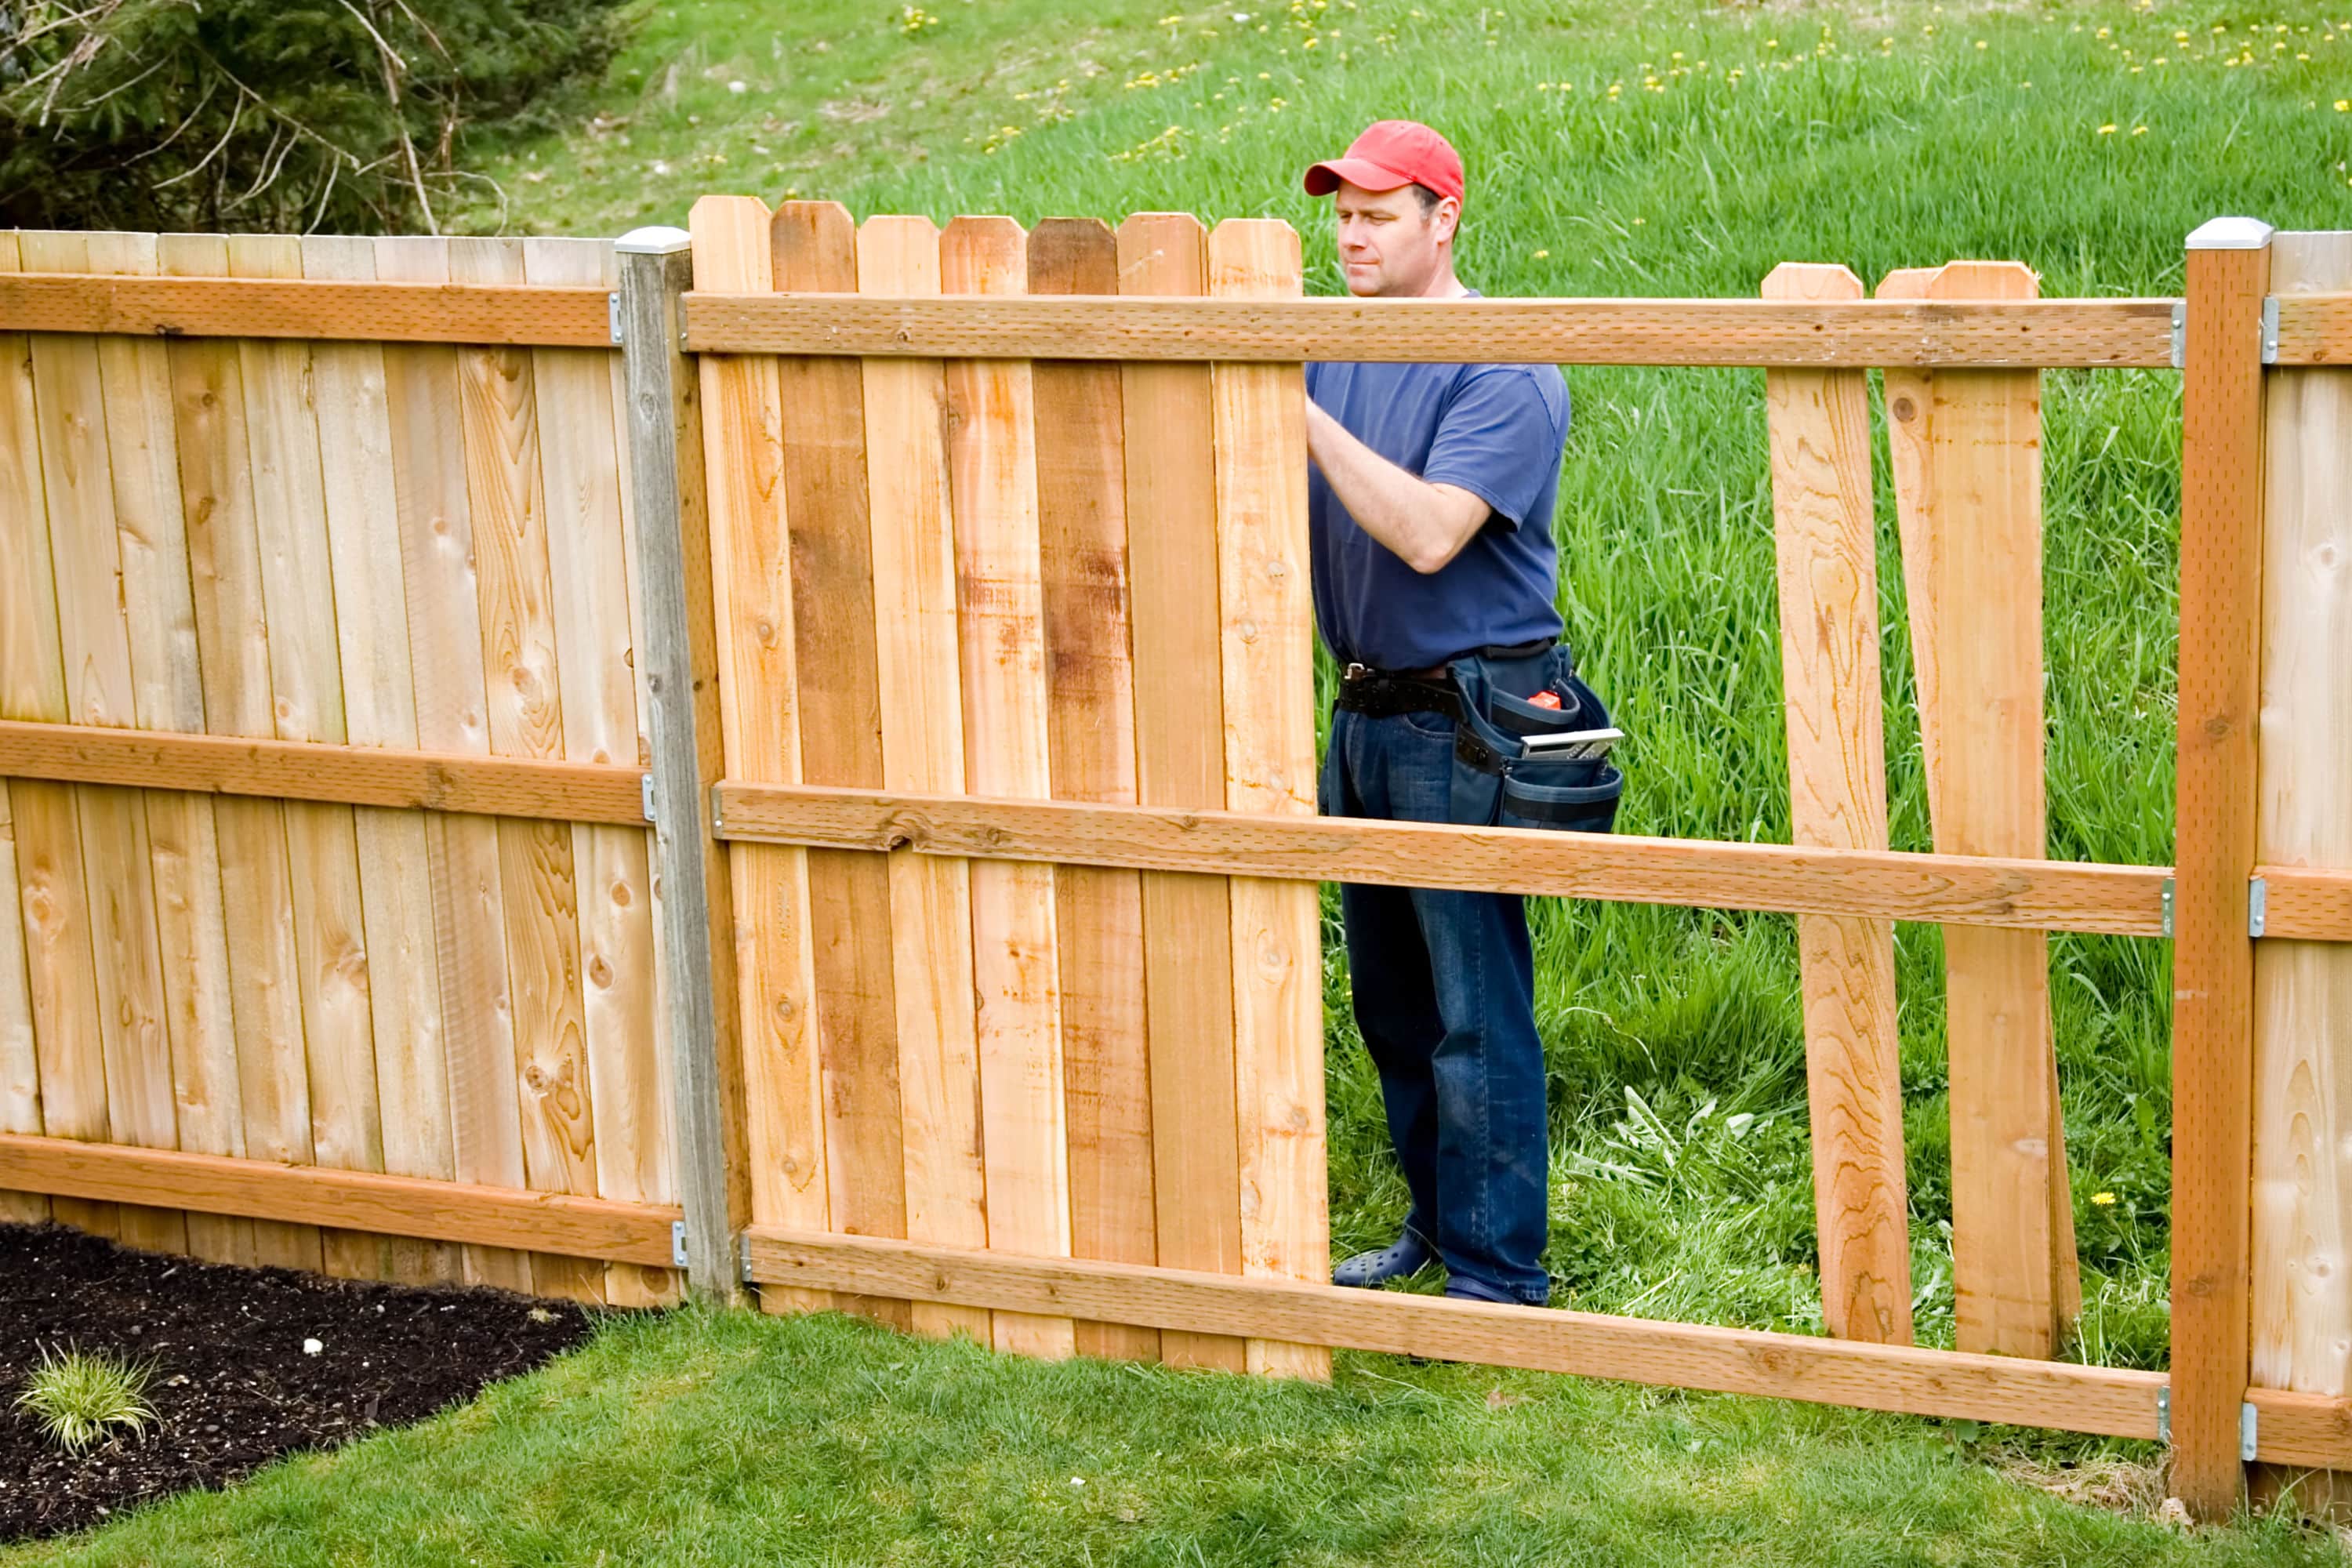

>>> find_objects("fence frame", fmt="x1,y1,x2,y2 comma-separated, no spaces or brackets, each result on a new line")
2,216,2350,1517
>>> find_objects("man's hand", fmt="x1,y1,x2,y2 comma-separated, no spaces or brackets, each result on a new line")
1305,399,1492,574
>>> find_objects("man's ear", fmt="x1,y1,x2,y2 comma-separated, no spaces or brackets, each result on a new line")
1434,196,1461,245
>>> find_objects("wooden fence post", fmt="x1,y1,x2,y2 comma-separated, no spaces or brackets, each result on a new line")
2173,215,2274,1519
615,226,747,1305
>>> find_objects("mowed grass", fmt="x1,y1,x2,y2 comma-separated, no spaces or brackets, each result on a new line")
31,5,2350,1562
6,1308,2342,1568
459,0,2352,1364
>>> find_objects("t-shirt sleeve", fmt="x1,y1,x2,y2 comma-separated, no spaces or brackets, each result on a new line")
1419,367,1568,532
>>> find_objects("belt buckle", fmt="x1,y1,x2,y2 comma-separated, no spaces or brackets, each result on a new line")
1342,662,1374,683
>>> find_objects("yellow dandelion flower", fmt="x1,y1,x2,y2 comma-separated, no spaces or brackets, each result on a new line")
2132,125,2147,134
1975,38,1987,49
2097,123,2117,133
2338,100,2351,111
2091,1192,2118,1206
1532,249,1550,258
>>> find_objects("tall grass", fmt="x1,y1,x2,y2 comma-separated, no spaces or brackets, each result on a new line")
473,0,2352,1367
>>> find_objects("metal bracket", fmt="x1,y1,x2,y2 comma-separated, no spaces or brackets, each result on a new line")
641,772,658,825
2249,875,2268,938
2260,296,2280,365
609,290,625,346
2169,300,2186,369
739,1232,755,1284
677,296,693,354
2158,1385,2171,1444
671,1219,689,1269
2161,877,2175,938
2242,1400,2259,1461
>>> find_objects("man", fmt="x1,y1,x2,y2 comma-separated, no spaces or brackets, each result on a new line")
1302,121,1571,1307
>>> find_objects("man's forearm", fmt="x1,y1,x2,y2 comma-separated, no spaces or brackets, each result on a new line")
1305,401,1487,575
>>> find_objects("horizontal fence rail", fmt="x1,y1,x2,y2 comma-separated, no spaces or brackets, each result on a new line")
0,272,615,346
0,720,649,825
0,1135,682,1268
713,782,2174,935
684,293,2182,366
743,1228,2352,1468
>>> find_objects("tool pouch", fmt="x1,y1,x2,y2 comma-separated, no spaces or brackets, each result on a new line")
1444,644,1624,834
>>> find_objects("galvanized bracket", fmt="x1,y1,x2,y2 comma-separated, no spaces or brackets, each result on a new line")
2157,1385,2171,1444
608,290,625,346
739,1232,755,1285
641,771,659,825
677,295,693,353
671,1218,689,1269
2249,875,2269,938
2260,296,2280,365
2241,1399,2259,1461
2161,877,2175,938
2169,300,2187,369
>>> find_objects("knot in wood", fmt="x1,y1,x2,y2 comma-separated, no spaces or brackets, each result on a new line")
1890,396,1918,423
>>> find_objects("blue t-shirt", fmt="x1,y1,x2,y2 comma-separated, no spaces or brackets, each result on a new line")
1306,343,1570,671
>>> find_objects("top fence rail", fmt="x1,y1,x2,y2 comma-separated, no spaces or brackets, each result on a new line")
3,262,2350,365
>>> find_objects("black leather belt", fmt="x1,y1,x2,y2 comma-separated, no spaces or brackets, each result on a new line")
1334,662,1463,720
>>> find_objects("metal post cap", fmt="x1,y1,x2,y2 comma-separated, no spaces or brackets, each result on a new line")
615,225,694,255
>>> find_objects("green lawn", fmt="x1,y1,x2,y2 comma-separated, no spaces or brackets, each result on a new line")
7,1308,2343,1567
23,0,2352,1558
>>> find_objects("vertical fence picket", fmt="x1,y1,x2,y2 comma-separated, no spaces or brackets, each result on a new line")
161,233,312,1270
1208,219,1329,1381
855,213,991,1344
0,230,73,1231
1760,263,1911,1345
1878,260,2077,1358
942,216,1075,1361
1117,212,1247,1373
373,234,530,1293
688,195,833,1315
771,200,909,1330
302,233,455,1286
90,230,240,1266
227,231,384,1279
524,235,678,1309
1032,216,1160,1365
2248,230,2352,1504
450,236,603,1304
21,230,179,1254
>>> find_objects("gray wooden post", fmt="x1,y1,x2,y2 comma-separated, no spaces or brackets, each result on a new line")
615,225,748,1305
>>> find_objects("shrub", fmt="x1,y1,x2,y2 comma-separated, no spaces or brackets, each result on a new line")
0,0,629,234
14,1345,158,1455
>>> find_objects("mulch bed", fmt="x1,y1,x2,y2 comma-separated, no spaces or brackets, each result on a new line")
0,1222,597,1544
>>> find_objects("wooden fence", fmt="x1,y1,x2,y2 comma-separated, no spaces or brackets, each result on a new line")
1,208,2349,1518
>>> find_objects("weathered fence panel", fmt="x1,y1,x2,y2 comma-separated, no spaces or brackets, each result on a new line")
0,228,680,1305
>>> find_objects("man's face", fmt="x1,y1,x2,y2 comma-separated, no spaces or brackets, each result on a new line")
1330,180,1458,297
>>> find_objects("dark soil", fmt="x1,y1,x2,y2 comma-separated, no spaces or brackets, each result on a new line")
0,1223,595,1544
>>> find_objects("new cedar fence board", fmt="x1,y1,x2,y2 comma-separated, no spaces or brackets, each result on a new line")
1031,216,1160,1366
1760,263,1911,1347
1116,210,1247,1374
770,200,912,1333
1879,260,2078,1360
686,196,834,1322
1,228,677,1303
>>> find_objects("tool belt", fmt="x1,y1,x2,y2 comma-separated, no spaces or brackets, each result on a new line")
1337,641,1623,835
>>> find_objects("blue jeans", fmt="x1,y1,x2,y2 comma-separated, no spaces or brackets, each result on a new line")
1320,705,1552,1305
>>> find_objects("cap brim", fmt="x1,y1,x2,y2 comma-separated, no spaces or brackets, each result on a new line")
1302,156,1414,196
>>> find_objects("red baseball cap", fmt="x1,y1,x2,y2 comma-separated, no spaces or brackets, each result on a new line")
1302,121,1465,206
